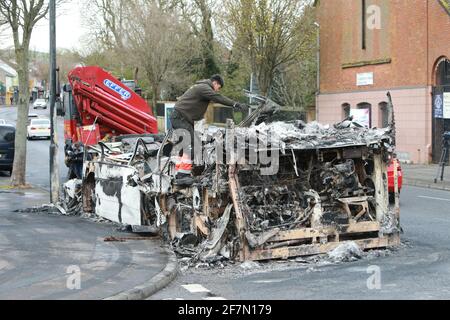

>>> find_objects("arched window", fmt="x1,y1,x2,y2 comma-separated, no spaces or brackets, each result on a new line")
435,58,450,86
379,102,389,128
342,103,351,119
356,102,372,128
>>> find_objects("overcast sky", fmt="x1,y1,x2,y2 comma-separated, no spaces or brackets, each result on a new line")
32,1,87,52
2,1,87,52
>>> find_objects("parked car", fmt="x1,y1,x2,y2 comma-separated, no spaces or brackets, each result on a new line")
388,158,403,198
27,113,39,124
0,125,16,176
33,99,47,110
27,118,51,140
0,119,6,125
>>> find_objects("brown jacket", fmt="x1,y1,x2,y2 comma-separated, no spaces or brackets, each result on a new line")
175,79,236,124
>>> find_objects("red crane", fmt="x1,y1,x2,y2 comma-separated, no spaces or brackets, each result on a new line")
64,66,158,146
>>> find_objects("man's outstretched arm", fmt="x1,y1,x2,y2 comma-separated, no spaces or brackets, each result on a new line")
198,84,237,107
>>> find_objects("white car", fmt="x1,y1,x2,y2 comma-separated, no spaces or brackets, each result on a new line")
27,118,51,140
33,99,47,110
0,119,6,125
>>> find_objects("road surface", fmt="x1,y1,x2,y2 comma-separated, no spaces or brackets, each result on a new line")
150,186,450,300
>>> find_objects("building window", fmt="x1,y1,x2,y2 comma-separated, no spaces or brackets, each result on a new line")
379,102,389,128
436,58,450,86
342,103,351,119
357,102,372,128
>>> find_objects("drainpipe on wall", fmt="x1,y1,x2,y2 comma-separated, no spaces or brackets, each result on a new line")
314,22,320,122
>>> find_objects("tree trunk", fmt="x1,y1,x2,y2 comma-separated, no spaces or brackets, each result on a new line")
198,0,220,77
152,85,159,120
11,50,30,187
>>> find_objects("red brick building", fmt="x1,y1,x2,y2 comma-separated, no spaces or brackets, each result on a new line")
316,0,450,164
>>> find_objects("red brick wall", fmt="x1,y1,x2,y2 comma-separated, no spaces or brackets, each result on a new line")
429,0,450,84
318,0,450,93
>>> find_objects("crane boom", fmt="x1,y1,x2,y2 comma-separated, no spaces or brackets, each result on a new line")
64,66,158,146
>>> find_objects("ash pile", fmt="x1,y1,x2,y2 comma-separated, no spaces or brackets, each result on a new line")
64,92,401,265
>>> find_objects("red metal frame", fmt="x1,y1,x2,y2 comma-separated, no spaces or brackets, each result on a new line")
67,66,158,145
388,158,403,193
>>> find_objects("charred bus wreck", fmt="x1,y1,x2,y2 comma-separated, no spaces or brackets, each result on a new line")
65,93,401,262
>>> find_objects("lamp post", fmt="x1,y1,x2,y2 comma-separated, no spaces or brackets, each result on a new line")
49,0,60,203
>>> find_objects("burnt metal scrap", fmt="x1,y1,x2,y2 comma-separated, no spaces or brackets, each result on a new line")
65,93,401,263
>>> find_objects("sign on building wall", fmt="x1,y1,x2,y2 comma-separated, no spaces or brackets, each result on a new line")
434,94,443,119
350,108,371,128
165,103,175,133
444,93,450,119
357,72,374,86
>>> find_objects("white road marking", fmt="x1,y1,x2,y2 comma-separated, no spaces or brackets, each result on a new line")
418,196,450,202
253,279,288,284
182,284,211,293
182,284,227,300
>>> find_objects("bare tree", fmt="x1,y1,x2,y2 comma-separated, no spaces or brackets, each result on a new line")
82,0,126,51
178,0,220,77
123,1,192,109
222,0,311,96
270,3,318,110
54,49,82,82
0,0,50,187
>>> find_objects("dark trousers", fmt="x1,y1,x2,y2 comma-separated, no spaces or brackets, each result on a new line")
170,110,200,165
71,162,83,179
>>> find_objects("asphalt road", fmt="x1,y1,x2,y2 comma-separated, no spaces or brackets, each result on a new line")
151,186,450,300
0,104,66,189
0,104,169,300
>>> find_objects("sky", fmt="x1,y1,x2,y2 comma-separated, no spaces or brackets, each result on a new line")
31,1,87,52
2,1,87,53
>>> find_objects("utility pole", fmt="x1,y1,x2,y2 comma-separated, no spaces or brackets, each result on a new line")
49,0,60,203
249,73,254,105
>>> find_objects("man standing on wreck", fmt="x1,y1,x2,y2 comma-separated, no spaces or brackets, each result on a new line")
170,75,249,184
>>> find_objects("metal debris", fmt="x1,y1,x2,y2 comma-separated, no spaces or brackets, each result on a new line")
327,242,364,263
61,92,401,265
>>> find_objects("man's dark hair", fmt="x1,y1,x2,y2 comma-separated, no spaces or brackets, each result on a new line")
211,74,224,88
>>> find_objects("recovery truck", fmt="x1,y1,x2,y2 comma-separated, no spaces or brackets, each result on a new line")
62,66,159,179
63,66,158,149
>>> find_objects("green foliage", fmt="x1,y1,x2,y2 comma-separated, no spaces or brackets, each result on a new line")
79,0,318,111
440,0,450,14
220,51,251,102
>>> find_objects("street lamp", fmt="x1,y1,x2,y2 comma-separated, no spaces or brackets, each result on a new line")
49,0,60,203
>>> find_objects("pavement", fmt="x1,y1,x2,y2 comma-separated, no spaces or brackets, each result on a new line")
402,163,450,191
0,183,178,300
